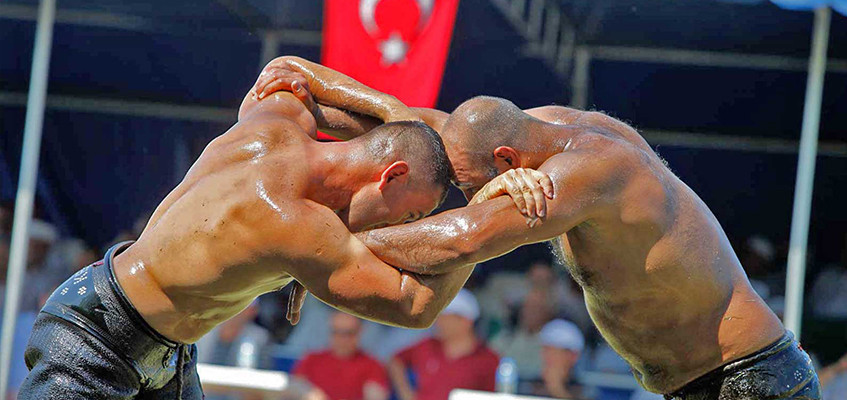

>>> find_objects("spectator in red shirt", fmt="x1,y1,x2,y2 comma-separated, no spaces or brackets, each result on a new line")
294,312,390,400
388,289,499,400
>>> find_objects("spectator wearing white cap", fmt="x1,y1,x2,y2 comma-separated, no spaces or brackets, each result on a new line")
491,288,554,380
388,289,499,400
534,319,585,399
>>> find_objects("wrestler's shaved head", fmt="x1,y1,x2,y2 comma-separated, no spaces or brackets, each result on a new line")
356,120,452,203
441,96,533,198
341,120,452,232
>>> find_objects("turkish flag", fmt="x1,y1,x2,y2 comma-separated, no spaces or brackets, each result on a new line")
321,0,460,109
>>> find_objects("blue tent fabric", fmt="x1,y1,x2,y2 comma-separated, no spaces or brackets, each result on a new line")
2,0,846,249
770,0,847,15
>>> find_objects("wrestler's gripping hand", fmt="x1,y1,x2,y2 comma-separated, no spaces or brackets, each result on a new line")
251,61,318,115
469,168,555,228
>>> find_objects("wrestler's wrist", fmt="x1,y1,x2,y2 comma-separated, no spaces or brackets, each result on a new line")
380,97,421,123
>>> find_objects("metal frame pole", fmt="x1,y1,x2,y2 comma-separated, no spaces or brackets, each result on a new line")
570,47,591,110
0,0,55,397
784,6,831,341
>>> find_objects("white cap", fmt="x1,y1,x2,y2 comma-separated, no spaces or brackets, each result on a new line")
29,219,58,244
539,319,584,353
748,235,775,262
442,289,479,321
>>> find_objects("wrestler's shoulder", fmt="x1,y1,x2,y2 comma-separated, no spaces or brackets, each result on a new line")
524,105,583,125
543,133,657,190
552,132,643,165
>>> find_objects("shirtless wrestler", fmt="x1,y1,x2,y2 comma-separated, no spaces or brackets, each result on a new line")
19,60,480,400
258,57,821,399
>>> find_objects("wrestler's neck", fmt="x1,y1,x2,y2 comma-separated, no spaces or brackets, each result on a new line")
302,141,377,210
515,120,579,169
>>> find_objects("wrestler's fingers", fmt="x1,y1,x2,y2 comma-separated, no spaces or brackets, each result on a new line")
259,75,304,99
513,169,538,219
252,68,281,96
257,70,309,99
468,185,493,205
502,171,532,218
291,81,318,113
535,171,555,199
517,169,547,218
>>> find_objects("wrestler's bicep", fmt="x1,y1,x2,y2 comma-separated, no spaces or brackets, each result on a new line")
536,144,632,229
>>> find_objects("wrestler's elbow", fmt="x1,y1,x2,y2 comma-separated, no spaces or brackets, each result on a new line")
395,274,439,329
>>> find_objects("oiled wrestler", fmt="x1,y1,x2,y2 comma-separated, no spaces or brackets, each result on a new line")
258,58,821,400
20,61,475,399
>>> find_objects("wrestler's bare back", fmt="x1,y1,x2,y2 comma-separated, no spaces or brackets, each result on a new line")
110,88,473,345
518,108,785,391
112,110,314,343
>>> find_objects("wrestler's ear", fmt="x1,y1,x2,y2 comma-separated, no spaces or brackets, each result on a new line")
493,146,520,171
378,161,409,191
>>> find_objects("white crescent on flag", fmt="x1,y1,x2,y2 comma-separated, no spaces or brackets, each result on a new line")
359,0,437,35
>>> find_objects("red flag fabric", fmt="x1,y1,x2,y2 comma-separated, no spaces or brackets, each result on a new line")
321,0,460,109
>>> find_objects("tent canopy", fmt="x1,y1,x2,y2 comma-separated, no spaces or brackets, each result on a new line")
0,0,845,249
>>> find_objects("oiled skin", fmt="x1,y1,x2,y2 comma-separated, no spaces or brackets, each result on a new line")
359,107,785,393
112,70,474,344
249,58,785,393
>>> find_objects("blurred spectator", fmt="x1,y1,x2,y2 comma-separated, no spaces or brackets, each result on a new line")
19,219,57,313
740,235,784,298
196,300,271,369
589,341,634,400
285,294,431,362
44,238,97,277
819,352,847,400
109,211,151,244
811,233,847,318
527,262,591,332
530,319,585,399
0,201,11,234
26,219,57,269
293,312,390,400
480,262,590,339
629,388,664,400
39,238,98,302
388,290,499,400
491,288,553,379
1,234,9,310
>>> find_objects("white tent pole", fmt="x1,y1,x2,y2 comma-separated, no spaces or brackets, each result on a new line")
784,6,831,341
0,0,56,397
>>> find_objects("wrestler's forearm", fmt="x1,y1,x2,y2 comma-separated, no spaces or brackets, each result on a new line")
316,107,446,140
359,197,543,275
277,56,420,123
411,107,449,133
313,104,382,140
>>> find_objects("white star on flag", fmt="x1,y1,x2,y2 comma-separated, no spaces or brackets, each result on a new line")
379,32,408,65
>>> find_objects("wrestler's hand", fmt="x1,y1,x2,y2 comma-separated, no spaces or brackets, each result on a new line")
469,168,554,227
251,63,319,116
286,281,308,325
